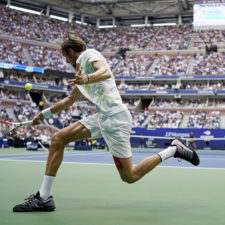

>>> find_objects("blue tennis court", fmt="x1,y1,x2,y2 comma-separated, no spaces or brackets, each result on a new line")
0,150,224,169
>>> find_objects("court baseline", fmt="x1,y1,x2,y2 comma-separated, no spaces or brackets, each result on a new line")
0,150,224,169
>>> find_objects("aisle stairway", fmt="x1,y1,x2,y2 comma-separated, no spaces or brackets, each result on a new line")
5,107,17,121
180,113,190,128
23,47,34,66
220,114,225,128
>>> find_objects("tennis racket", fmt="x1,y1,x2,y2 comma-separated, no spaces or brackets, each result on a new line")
0,120,33,136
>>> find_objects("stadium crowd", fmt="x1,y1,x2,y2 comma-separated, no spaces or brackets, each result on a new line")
151,99,209,108
147,110,184,128
1,5,225,135
0,7,40,40
14,102,38,121
1,6,225,51
193,30,225,47
187,111,220,129
1,40,225,76
28,45,73,72
192,52,225,75
105,27,156,50
0,40,28,65
114,55,155,76
146,25,192,50
2,89,30,101
150,54,191,76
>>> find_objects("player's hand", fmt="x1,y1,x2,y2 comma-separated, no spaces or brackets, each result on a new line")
32,112,44,125
68,66,88,86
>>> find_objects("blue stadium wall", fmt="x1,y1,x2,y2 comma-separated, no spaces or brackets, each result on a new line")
131,128,225,150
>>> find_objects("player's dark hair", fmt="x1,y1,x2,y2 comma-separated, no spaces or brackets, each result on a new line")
61,34,87,56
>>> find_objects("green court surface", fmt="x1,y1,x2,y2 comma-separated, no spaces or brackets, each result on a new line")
0,155,225,225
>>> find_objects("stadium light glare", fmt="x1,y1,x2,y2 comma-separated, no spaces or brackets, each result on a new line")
50,15,68,22
153,23,177,26
9,5,41,15
130,24,150,27
75,21,88,25
98,25,117,28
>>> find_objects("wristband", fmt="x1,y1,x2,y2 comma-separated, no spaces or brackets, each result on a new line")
42,108,52,118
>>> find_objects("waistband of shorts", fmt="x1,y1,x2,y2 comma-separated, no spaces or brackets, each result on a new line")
97,106,128,119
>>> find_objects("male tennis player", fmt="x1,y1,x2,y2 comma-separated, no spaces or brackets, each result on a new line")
13,34,200,212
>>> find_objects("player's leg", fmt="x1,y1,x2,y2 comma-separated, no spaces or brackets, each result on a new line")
114,139,200,184
112,141,178,183
101,110,199,184
113,155,162,184
13,114,102,212
13,121,91,212
45,121,91,176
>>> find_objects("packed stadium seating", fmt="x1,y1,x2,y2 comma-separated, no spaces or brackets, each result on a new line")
147,110,184,128
187,111,220,129
0,40,28,65
1,5,225,134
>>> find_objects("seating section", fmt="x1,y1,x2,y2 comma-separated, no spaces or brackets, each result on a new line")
0,6,225,129
193,52,225,75
147,110,184,128
146,25,192,50
188,111,220,129
0,40,28,64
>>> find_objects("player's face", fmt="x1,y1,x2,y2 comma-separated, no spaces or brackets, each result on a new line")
65,53,77,67
62,49,78,68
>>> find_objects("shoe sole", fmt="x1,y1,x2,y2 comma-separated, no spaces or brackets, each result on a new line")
13,207,55,212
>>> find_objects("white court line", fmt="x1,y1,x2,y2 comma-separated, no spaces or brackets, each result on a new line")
199,157,225,161
0,152,107,159
0,158,225,170
1,151,224,160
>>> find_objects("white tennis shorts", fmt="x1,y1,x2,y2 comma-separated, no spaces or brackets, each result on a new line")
79,110,132,158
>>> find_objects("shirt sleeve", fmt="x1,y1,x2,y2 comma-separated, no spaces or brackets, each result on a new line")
86,50,102,63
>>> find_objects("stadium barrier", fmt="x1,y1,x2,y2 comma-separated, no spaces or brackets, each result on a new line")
130,127,225,150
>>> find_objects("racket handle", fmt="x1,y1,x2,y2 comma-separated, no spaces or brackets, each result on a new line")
14,121,33,126
21,121,33,126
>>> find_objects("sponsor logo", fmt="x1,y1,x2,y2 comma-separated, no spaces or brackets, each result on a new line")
204,130,211,135
165,132,190,138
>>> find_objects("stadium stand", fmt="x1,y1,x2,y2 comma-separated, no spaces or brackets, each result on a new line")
0,4,225,138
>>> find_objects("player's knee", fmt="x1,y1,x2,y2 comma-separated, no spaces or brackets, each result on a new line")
126,177,136,184
120,174,136,184
51,133,65,148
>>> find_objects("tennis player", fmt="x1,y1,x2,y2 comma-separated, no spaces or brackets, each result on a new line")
13,34,200,212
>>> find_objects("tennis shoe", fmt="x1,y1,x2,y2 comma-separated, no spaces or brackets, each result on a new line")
13,191,55,212
171,139,200,166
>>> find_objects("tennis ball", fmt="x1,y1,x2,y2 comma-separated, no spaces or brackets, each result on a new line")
25,83,32,91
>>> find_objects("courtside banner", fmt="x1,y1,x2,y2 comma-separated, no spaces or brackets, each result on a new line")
121,90,218,95
131,127,225,149
195,0,225,3
1,80,224,95
0,80,68,92
115,75,225,80
131,127,225,138
0,62,44,74
26,141,38,151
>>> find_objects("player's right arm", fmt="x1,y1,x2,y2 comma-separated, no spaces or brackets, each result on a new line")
33,86,82,125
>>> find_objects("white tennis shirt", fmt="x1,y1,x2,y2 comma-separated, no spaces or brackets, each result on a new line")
76,49,127,118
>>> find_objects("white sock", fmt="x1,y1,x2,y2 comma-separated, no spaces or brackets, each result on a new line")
39,175,55,200
158,146,177,161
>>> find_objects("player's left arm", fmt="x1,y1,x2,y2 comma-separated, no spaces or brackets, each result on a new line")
88,60,111,83
68,60,111,85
